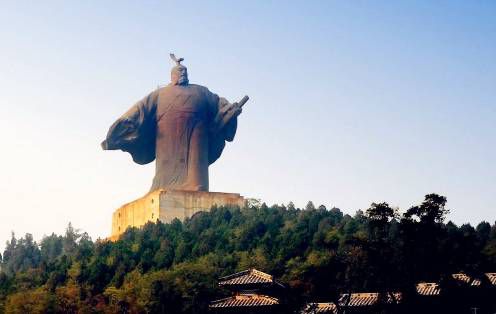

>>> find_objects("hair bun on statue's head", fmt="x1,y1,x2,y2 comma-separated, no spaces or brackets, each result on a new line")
170,53,184,66
169,53,188,85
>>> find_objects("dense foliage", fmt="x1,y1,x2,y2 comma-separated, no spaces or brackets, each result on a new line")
1,193,495,313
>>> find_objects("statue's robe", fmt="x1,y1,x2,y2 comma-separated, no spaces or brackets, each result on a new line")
101,84,237,192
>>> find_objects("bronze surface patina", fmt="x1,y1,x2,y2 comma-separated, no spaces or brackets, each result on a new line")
102,54,248,192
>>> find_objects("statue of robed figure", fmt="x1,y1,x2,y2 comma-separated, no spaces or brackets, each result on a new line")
101,54,248,192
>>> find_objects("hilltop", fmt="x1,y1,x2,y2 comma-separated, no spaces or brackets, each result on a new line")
1,194,495,313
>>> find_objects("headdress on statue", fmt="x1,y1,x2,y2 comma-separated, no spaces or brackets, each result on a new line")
170,53,188,85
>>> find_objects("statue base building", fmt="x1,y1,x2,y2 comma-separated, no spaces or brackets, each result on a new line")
110,190,245,241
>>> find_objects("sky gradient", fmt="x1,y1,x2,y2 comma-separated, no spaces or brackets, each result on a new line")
0,1,495,251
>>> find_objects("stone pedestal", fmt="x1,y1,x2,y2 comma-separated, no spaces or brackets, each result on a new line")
110,190,245,240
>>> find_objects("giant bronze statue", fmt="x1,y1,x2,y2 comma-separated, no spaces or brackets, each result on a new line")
103,55,248,239
102,54,248,192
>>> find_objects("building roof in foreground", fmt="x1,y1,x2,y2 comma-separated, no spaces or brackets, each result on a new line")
416,282,441,296
209,293,279,308
338,292,402,307
452,273,481,286
300,302,337,314
218,268,283,287
485,273,496,285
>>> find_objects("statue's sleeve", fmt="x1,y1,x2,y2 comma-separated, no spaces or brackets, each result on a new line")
206,89,238,165
101,90,158,165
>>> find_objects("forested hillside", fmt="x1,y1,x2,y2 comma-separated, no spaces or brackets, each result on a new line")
1,194,495,313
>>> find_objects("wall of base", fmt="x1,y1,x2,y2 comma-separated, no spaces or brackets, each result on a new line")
110,189,245,241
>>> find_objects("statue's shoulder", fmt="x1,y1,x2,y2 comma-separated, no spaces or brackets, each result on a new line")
157,84,212,98
156,85,171,93
155,85,178,97
190,85,218,101
188,84,209,92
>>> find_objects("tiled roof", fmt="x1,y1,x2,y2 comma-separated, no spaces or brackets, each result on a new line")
416,282,441,296
485,273,496,285
452,273,481,286
300,302,337,314
209,293,279,308
338,292,402,307
219,268,279,287
339,293,379,306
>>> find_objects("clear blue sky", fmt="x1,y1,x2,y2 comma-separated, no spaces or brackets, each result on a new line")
0,1,495,250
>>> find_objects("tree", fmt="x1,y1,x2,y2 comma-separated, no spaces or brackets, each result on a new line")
1,233,41,275
63,222,81,257
404,193,448,224
305,201,316,211
363,202,401,290
40,233,63,262
401,194,449,283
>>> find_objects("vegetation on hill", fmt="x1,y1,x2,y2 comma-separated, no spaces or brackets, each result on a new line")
1,193,495,313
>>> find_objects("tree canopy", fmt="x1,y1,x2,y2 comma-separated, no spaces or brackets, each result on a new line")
0,193,495,313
